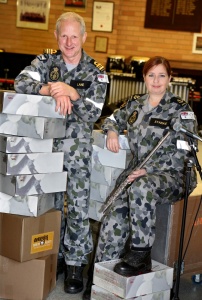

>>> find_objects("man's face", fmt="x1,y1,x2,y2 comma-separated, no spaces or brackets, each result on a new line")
55,19,87,63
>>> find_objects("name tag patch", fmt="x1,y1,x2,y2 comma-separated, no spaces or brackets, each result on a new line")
149,118,171,128
70,80,91,89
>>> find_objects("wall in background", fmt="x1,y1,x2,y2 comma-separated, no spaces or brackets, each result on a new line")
0,0,202,69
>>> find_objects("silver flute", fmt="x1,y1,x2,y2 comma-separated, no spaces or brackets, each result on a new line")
98,131,171,219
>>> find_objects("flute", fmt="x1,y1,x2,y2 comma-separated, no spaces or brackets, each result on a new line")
98,131,171,220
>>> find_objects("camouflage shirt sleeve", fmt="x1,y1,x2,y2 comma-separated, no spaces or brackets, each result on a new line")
14,50,108,124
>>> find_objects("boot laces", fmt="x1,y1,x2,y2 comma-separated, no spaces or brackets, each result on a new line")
67,265,84,280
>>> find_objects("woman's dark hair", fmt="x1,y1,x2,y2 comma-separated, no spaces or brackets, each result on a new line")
143,56,172,77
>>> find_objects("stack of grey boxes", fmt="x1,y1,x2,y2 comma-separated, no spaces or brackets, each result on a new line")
0,91,67,299
89,130,132,221
0,91,67,215
89,130,174,300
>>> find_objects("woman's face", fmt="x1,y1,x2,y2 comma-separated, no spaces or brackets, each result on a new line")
144,64,171,97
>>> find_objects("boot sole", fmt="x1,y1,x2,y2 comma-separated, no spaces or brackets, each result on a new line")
64,286,84,294
114,264,152,277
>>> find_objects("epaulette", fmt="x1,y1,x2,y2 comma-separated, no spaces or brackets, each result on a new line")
90,59,105,72
37,54,49,61
170,96,187,107
131,94,142,101
49,49,61,56
119,100,128,109
37,50,61,61
119,94,141,109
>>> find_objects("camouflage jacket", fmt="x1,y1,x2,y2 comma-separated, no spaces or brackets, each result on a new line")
102,92,198,185
14,50,108,141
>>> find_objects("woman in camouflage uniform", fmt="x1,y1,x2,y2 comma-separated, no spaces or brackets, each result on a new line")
83,56,198,299
98,55,198,273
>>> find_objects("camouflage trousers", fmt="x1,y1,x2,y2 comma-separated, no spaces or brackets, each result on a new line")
54,145,93,267
95,172,184,262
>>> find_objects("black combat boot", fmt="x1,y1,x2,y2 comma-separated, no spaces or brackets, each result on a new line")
82,261,95,300
114,247,152,277
82,274,93,300
56,257,65,280
64,264,85,294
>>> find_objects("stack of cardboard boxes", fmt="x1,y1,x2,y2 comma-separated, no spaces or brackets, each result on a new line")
89,130,132,221
0,91,67,299
91,259,173,300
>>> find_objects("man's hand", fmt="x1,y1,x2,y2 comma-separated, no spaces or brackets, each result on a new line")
55,95,73,115
39,82,78,115
48,82,79,101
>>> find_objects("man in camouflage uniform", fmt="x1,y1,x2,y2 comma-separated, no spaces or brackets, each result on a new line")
14,12,108,295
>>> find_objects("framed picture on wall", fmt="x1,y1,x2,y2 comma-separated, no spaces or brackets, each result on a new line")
64,0,87,12
92,1,114,32
95,36,108,53
192,33,202,54
16,0,50,30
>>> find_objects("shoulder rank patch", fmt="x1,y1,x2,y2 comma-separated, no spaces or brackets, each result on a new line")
128,110,138,125
52,50,61,56
90,59,105,72
119,100,128,109
170,96,187,107
180,111,195,120
119,95,135,110
132,94,141,101
37,54,49,61
49,66,60,81
149,118,171,128
97,74,109,83
50,49,59,55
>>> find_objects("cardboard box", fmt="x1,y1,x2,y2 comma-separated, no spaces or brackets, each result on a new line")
152,193,202,274
93,130,130,150
0,209,61,262
0,254,57,300
0,151,64,175
0,91,65,119
0,134,53,153
92,145,132,169
93,259,173,299
0,113,66,139
0,192,55,217
91,163,124,186
91,285,171,300
89,199,103,221
90,182,114,202
0,172,67,196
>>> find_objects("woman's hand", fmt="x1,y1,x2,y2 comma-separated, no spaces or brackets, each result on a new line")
127,168,147,183
106,131,121,153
